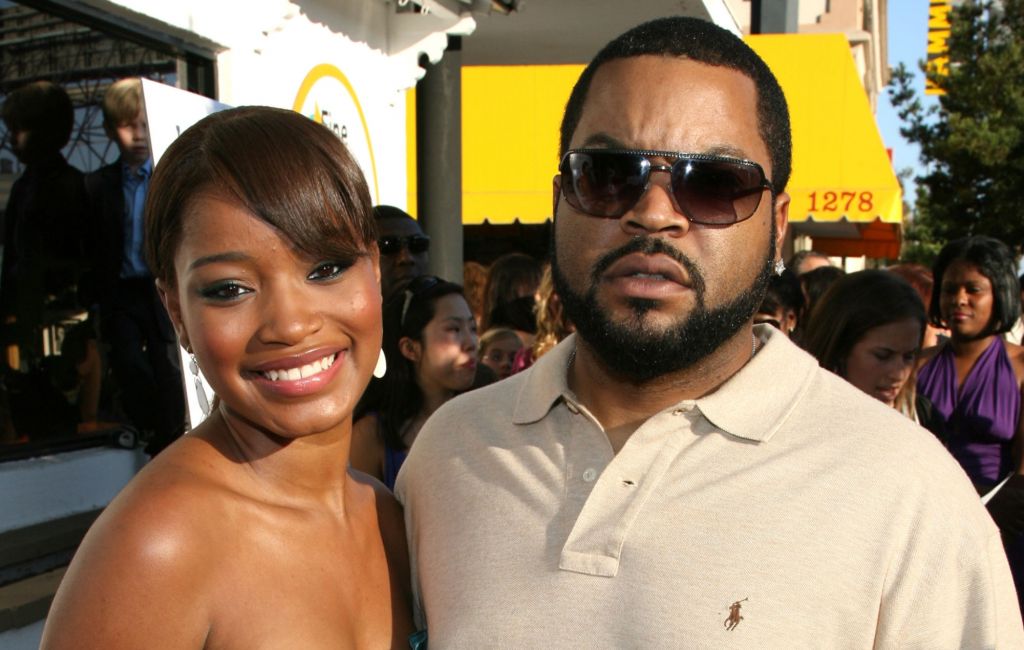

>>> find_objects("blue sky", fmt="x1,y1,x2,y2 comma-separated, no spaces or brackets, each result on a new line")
876,0,940,194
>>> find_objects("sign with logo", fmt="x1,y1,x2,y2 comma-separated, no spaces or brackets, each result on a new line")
292,64,381,203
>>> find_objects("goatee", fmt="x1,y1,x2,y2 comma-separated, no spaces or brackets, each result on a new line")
553,235,773,384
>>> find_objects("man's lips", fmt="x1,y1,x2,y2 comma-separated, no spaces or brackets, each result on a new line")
603,253,689,286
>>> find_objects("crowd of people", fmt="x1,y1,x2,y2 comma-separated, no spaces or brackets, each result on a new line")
12,13,1024,649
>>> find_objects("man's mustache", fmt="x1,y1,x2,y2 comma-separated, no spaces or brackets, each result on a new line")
589,236,706,299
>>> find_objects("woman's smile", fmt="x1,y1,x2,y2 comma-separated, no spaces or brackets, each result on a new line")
249,349,346,397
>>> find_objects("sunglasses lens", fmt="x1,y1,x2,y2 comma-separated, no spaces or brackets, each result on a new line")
408,235,430,254
561,151,647,218
673,160,766,225
378,237,400,255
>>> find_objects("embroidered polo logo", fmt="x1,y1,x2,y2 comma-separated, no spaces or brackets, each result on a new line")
724,598,747,631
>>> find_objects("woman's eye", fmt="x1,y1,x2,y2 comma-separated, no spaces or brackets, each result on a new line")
199,282,251,301
308,261,350,281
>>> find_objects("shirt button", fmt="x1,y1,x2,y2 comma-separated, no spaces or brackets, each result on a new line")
582,468,598,482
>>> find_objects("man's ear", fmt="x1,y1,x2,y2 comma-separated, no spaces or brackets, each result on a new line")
773,191,790,259
399,337,421,363
552,175,562,218
156,279,189,350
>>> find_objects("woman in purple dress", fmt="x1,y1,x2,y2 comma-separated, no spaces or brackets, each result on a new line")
917,235,1024,608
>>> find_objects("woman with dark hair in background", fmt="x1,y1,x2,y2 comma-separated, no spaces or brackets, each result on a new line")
917,235,1024,612
352,275,478,489
918,236,1024,487
42,107,413,647
802,270,936,426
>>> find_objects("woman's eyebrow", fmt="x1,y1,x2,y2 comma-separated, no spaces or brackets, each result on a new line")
188,251,252,271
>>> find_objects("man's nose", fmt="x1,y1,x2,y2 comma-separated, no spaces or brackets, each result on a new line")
621,169,690,237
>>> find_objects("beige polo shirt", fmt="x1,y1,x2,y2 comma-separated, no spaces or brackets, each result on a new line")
396,326,1024,648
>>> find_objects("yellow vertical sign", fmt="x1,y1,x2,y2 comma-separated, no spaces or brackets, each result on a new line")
926,0,951,95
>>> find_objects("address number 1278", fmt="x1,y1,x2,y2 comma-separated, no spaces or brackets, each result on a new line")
808,191,874,213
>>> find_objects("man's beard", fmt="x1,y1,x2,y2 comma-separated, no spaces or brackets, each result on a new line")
552,228,775,384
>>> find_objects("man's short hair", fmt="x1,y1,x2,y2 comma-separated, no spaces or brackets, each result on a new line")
559,16,792,194
102,78,143,129
1,81,74,152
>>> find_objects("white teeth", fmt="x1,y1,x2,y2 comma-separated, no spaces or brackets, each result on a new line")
260,354,337,382
634,272,667,279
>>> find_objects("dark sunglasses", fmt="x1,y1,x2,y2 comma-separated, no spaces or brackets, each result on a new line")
558,148,773,225
379,234,431,255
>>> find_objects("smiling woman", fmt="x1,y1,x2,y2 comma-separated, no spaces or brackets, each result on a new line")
39,107,413,649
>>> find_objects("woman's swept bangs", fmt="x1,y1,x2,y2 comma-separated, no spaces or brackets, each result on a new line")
205,107,375,259
146,106,376,285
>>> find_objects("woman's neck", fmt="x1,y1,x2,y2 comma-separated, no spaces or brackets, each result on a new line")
950,333,996,359
211,406,354,514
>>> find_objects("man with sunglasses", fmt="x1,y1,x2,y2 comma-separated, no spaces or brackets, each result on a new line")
373,204,431,301
396,17,1023,646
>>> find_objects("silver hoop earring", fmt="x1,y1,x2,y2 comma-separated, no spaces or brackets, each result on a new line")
373,349,387,379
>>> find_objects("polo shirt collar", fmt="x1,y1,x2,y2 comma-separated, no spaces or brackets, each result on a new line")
512,325,819,443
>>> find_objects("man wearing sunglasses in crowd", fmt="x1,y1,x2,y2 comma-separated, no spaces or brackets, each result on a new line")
396,17,1023,647
373,204,432,301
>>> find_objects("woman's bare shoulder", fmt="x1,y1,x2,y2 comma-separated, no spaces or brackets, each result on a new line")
349,470,410,594
1004,340,1024,385
41,436,244,648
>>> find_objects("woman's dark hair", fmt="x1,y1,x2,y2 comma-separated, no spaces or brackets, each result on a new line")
356,275,465,450
929,236,1020,334
802,270,927,376
800,265,846,326
480,253,542,332
145,106,376,286
759,268,804,317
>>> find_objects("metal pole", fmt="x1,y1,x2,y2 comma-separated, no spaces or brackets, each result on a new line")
416,35,463,284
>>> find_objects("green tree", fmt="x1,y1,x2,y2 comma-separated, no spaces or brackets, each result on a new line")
889,0,1024,253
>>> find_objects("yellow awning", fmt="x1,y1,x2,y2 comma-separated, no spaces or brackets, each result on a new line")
460,65,580,225
746,34,903,258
